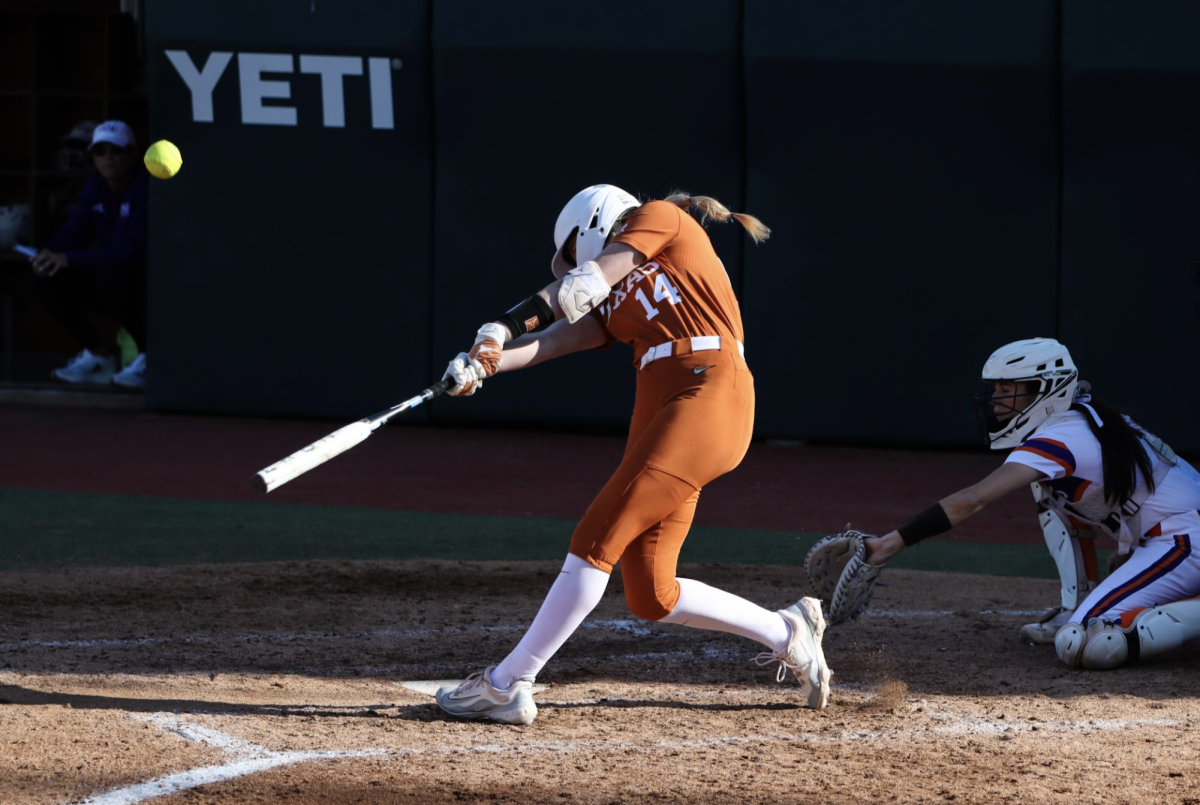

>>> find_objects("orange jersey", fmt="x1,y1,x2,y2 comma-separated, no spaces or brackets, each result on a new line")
594,201,745,365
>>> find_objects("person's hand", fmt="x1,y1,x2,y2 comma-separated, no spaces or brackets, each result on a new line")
865,532,905,566
1106,549,1132,576
31,250,68,277
443,353,485,397
444,323,510,397
467,322,509,379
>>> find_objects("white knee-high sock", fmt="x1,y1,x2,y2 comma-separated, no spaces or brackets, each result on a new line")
659,578,791,653
490,554,610,690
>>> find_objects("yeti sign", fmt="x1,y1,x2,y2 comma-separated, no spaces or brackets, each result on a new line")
165,50,397,129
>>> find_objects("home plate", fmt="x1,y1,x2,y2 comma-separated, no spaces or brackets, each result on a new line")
399,680,551,696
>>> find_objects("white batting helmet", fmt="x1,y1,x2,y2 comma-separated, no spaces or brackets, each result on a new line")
974,337,1080,450
554,185,640,266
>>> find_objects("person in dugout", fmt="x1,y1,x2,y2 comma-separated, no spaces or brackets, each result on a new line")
29,120,148,389
865,337,1200,670
434,184,831,724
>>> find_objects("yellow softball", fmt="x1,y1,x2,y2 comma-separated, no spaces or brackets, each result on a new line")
144,140,183,179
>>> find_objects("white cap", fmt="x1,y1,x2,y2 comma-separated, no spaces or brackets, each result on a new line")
89,120,135,150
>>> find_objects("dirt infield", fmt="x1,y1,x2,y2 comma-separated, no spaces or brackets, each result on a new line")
4,559,1199,805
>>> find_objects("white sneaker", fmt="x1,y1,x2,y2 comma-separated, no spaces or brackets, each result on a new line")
1019,606,1075,645
52,349,116,384
435,666,538,725
112,353,146,389
757,597,832,709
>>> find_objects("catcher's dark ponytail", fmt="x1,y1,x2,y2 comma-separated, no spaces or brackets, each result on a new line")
1071,399,1155,506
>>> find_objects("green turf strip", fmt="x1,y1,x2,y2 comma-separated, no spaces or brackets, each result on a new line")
0,487,1096,578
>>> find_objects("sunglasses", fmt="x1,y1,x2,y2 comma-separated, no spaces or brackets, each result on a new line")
92,144,127,157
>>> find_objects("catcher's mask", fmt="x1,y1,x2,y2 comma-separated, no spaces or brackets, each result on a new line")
972,337,1079,450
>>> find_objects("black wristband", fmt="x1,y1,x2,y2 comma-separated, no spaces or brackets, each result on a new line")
897,502,953,547
496,294,555,338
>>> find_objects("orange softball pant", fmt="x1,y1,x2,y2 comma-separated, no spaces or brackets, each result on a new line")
568,343,755,621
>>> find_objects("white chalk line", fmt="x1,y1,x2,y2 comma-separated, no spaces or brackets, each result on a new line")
139,713,273,758
76,714,392,805
4,610,1045,653
73,705,1181,805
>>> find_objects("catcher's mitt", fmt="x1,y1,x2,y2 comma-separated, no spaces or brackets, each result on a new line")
804,530,886,625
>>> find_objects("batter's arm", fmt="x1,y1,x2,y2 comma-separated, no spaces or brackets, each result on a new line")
459,243,643,390
497,314,609,373
529,243,645,326
867,462,1047,564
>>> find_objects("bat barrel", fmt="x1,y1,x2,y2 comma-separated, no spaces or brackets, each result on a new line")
252,420,372,494
251,378,456,493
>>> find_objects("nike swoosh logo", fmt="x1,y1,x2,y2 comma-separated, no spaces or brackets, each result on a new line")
694,365,715,375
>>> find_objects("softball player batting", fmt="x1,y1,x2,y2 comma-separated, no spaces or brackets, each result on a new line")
435,185,830,724
865,338,1200,671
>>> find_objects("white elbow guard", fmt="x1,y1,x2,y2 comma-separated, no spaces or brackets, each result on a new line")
558,261,611,323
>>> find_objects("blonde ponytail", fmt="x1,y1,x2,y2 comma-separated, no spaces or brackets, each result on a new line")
664,191,771,244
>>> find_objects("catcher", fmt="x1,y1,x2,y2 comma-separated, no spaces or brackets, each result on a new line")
848,338,1200,671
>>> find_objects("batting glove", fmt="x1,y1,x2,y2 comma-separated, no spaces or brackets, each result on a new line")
467,322,509,379
443,353,485,396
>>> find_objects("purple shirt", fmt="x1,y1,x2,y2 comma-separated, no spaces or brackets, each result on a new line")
50,169,148,272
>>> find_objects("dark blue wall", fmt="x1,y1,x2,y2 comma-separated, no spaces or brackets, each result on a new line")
1059,1,1200,444
145,0,1200,453
743,1,1061,445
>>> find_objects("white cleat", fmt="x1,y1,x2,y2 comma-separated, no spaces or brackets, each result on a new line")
435,666,538,725
112,352,146,389
1020,606,1076,645
757,597,832,709
52,349,116,384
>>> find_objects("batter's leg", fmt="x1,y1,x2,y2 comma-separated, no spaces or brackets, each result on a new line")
618,494,831,708
487,553,610,690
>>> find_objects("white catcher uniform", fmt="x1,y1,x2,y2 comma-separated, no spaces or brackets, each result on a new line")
1006,410,1200,627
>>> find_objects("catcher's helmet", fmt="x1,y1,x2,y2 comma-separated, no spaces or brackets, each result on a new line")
974,337,1079,450
554,185,640,267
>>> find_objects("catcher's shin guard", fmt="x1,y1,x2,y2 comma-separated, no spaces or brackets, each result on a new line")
1054,620,1131,670
1038,507,1096,611
1132,599,1200,661
1020,501,1097,644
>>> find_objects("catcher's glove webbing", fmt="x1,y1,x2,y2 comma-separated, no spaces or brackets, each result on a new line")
804,530,886,625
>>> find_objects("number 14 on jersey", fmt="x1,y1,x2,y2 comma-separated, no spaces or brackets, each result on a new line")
635,272,682,321
600,262,684,322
